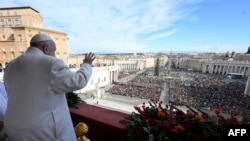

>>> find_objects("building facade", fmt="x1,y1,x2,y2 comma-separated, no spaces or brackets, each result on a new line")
71,65,119,97
0,6,69,67
68,54,168,73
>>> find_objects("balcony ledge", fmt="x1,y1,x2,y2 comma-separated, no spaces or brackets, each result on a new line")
70,103,130,141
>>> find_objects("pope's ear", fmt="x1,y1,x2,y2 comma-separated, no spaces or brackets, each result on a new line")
42,45,49,54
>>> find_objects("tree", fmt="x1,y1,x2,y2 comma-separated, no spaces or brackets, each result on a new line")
225,51,229,58
231,51,236,58
155,58,160,76
246,46,250,54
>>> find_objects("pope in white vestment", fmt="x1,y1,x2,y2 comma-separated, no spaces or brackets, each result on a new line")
3,34,95,141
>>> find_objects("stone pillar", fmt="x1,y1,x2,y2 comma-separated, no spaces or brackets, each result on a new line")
222,65,226,74
244,76,250,96
95,83,101,98
110,71,112,84
247,67,250,77
209,64,213,73
214,65,218,73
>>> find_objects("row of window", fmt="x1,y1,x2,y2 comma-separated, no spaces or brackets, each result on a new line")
2,32,67,44
2,34,23,42
1,52,15,59
1,47,24,52
0,18,21,26
0,51,68,60
27,32,67,42
0,11,18,16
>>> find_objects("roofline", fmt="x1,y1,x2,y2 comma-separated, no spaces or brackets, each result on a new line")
11,25,68,35
0,6,39,13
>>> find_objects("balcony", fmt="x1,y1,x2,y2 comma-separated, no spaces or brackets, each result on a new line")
70,103,129,141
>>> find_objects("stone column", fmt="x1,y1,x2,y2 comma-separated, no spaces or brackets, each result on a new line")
244,76,250,96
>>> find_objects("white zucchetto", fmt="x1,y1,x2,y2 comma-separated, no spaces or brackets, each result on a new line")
30,33,53,43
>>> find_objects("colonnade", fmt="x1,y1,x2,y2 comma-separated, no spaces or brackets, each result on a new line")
201,61,250,96
109,70,118,84
117,62,140,72
202,61,250,77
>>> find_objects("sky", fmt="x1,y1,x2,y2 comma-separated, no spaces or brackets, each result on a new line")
1,0,250,54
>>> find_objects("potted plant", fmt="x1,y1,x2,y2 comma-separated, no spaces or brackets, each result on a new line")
122,99,249,141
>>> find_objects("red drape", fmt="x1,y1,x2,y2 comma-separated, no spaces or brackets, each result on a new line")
70,103,130,141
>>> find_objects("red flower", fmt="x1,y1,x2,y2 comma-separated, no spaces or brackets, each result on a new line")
228,115,241,125
161,121,169,128
148,118,157,126
175,125,185,133
194,114,205,123
125,100,250,141
157,111,166,119
168,127,177,134
186,111,195,118
212,108,222,115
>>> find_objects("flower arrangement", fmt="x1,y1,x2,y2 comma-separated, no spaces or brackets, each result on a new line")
122,100,250,141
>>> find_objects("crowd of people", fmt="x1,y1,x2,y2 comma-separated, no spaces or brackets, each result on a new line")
107,73,165,100
107,68,250,116
169,69,250,116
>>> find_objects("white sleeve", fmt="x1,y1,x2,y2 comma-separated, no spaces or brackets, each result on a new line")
50,60,92,94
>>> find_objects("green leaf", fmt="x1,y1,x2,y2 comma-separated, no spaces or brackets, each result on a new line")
66,91,85,108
